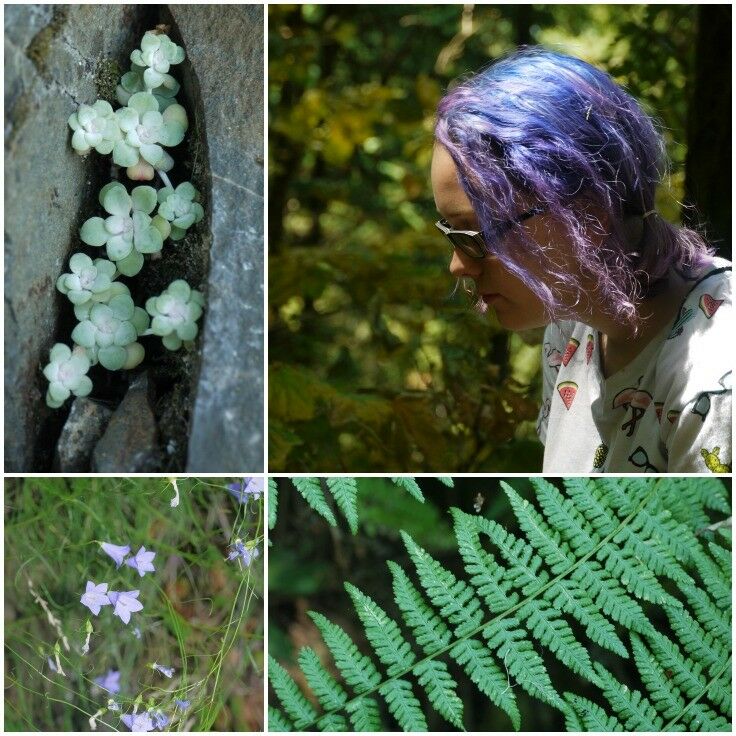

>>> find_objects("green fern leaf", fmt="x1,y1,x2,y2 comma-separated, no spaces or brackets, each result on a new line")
665,604,729,681
438,477,454,487
413,659,464,729
379,679,427,731
391,477,425,502
594,663,664,730
483,616,566,711
452,508,599,685
631,632,728,730
676,581,731,646
308,611,381,693
326,477,359,534
316,713,348,731
298,647,349,714
533,478,675,606
268,705,293,732
450,638,520,730
563,477,694,586
502,481,653,634
345,696,383,731
268,478,279,530
388,562,466,729
292,478,337,526
388,561,452,654
563,693,623,731
344,582,415,676
268,656,320,729
644,629,730,715
401,530,482,637
691,546,731,610
455,508,628,658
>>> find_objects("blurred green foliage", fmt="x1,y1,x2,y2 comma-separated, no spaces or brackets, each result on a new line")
269,4,707,471
4,478,263,732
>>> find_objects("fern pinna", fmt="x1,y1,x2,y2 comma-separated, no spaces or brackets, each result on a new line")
268,476,453,533
269,476,732,731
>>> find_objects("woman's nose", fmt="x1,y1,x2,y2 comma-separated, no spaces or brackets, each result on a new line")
449,249,483,279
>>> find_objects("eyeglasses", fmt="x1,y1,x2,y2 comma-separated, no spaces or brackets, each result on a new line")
435,206,547,259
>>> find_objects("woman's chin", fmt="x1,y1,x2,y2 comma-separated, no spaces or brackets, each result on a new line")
492,301,547,331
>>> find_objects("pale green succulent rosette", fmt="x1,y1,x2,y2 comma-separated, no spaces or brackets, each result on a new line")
116,62,180,111
68,100,122,155
43,343,93,408
56,253,118,305
71,293,150,370
73,282,132,321
131,31,185,90
145,279,204,351
79,182,171,277
157,182,204,240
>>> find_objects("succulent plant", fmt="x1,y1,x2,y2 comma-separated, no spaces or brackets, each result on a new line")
56,254,118,305
68,100,122,155
116,63,180,112
71,293,150,370
145,280,204,351
43,343,93,408
157,182,204,240
130,31,185,90
80,182,171,276
113,92,187,180
73,281,131,320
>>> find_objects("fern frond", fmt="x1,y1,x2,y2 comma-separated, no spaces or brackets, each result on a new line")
391,477,425,502
563,693,623,731
308,611,381,693
268,656,320,729
345,696,383,731
502,481,653,634
268,478,278,530
268,705,293,732
594,663,665,730
344,582,415,676
326,477,359,534
292,477,337,526
631,633,728,730
455,508,628,658
483,616,565,711
563,477,694,585
665,603,729,678
676,580,731,645
272,476,730,731
378,679,427,731
452,508,599,684
450,638,520,730
438,477,454,487
413,659,464,729
298,647,349,715
533,478,675,606
691,545,731,610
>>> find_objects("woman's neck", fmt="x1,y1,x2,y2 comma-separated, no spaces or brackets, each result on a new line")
587,271,691,378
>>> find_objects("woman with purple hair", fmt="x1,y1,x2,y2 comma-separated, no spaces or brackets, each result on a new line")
432,48,731,473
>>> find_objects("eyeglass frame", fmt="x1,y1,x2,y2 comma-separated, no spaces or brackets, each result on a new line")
435,205,548,259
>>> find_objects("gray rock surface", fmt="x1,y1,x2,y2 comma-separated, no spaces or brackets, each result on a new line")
55,397,113,471
4,5,153,470
169,5,264,473
92,373,160,471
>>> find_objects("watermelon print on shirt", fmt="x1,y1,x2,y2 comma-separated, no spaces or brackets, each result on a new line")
537,259,732,473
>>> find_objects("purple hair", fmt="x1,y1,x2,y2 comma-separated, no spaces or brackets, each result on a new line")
435,47,714,325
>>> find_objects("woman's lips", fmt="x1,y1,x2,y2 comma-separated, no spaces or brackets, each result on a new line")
481,293,502,305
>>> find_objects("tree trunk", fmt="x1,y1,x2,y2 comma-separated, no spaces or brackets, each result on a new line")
683,5,731,255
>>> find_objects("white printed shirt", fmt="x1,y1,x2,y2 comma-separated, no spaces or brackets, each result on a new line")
538,259,732,473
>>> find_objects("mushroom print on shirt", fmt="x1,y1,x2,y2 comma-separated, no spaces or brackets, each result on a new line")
538,259,732,472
